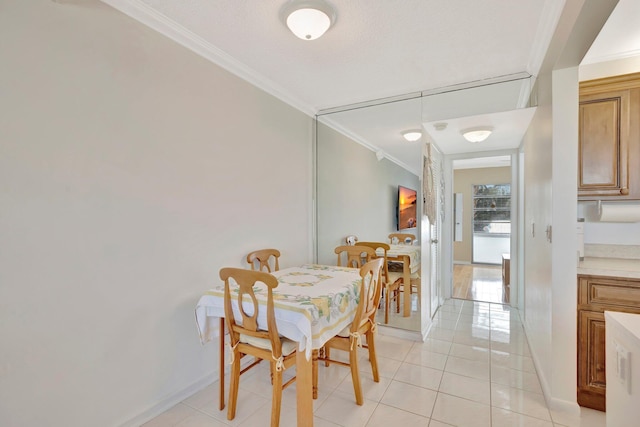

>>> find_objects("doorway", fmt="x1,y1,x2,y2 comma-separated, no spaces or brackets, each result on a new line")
451,156,512,304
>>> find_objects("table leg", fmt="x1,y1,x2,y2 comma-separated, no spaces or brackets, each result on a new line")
312,349,318,399
296,349,313,426
403,255,411,317
219,317,225,411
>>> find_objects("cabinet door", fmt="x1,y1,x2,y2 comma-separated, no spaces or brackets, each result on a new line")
578,90,629,198
577,310,606,411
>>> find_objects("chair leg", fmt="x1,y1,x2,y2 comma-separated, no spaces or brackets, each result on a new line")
366,330,379,383
227,349,241,421
270,363,274,385
349,342,363,405
324,347,330,367
219,319,225,411
384,289,390,324
271,365,283,427
395,288,400,313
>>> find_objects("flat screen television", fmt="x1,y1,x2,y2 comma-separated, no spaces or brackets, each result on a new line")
397,185,417,230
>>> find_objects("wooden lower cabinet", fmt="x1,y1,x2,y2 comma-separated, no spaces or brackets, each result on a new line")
577,310,606,410
577,275,640,411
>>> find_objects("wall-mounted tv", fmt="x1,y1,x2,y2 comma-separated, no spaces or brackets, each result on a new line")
397,185,417,230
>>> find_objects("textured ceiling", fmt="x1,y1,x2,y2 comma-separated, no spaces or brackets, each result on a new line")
102,0,639,173
108,0,556,113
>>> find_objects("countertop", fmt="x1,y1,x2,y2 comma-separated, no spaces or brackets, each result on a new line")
578,256,640,279
605,311,640,341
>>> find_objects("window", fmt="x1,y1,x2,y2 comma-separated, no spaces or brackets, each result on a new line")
473,184,511,234
472,184,511,264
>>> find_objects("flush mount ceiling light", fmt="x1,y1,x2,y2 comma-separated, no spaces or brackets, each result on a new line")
281,0,336,41
462,126,493,143
402,130,422,142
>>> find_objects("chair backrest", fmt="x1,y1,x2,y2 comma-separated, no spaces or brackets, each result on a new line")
388,233,416,245
219,267,283,358
246,248,281,272
334,245,376,268
355,242,390,284
351,258,384,331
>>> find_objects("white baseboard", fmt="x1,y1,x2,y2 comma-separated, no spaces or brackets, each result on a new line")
522,317,551,397
547,397,581,414
118,372,215,427
421,321,433,341
522,316,582,421
453,260,471,265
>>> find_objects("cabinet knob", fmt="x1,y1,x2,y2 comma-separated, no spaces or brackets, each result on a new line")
620,187,629,195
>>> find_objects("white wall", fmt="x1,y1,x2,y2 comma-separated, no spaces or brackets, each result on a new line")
579,202,640,245
522,70,554,396
316,122,420,265
521,0,618,412
0,1,312,426
550,66,580,404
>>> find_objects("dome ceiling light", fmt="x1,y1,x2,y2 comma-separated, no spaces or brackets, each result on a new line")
402,130,422,142
281,0,336,41
462,126,493,143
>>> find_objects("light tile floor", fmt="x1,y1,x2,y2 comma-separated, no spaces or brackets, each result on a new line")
144,299,606,427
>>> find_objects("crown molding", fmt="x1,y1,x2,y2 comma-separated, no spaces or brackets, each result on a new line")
527,0,565,77
581,49,640,66
579,71,640,94
317,116,420,177
516,76,534,109
101,0,316,117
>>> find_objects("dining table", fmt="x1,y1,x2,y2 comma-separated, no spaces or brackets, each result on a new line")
195,263,363,427
384,244,421,317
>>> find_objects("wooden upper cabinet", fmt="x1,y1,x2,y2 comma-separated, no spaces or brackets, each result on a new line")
579,72,640,200
579,91,628,196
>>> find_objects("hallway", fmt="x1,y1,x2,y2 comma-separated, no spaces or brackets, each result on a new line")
453,264,508,304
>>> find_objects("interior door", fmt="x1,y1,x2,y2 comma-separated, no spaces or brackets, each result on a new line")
431,149,443,314
423,144,443,317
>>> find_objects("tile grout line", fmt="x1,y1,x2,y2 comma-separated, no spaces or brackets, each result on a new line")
429,313,451,423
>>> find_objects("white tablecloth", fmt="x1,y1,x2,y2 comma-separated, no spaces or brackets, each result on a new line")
195,264,362,359
383,244,420,274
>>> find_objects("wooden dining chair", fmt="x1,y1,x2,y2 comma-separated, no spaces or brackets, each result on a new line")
319,258,384,405
387,234,420,304
356,242,401,324
217,249,282,411
220,267,297,427
334,245,376,268
388,233,416,245
246,248,281,272
386,254,421,313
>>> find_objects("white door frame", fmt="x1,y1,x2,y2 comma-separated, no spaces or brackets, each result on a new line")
441,149,520,306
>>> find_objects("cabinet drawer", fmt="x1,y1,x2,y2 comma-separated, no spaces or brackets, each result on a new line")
578,275,640,311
